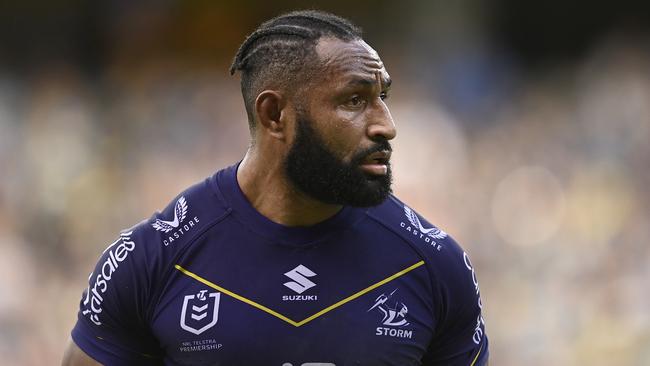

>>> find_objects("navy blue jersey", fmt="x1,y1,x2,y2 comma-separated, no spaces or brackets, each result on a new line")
72,164,488,366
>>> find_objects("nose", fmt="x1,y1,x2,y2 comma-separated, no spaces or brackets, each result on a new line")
367,100,397,141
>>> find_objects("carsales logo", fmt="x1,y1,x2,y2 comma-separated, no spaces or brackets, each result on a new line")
463,251,486,345
81,231,136,325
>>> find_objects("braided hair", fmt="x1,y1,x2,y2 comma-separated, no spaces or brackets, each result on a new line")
230,10,362,131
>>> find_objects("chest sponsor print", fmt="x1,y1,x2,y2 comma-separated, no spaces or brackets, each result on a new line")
283,264,318,301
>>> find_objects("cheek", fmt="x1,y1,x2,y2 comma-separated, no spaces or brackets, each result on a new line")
327,126,366,162
310,104,367,160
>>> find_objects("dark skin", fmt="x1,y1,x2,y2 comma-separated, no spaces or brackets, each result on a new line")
61,339,99,366
61,36,396,366
238,36,396,226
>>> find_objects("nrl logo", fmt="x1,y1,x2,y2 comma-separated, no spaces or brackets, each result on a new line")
403,205,447,240
152,196,188,233
180,290,221,335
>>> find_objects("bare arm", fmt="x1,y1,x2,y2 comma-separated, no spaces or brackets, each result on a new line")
61,338,101,366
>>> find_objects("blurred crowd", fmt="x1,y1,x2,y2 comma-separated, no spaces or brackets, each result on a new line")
1,4,649,366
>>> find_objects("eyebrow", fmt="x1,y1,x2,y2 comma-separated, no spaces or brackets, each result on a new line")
345,76,392,89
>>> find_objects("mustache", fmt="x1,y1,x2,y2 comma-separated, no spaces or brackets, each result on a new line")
352,140,392,163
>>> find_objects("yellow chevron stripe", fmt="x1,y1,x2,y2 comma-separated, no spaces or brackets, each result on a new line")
175,260,425,327
175,264,298,325
469,341,484,366
293,261,424,326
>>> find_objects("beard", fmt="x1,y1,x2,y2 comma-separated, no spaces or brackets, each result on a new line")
284,115,393,207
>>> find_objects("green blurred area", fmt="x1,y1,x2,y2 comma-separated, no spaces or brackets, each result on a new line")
0,1,649,365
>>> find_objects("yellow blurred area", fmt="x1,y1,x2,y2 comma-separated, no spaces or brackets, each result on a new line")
0,2,649,365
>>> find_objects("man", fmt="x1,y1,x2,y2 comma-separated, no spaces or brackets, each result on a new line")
63,10,488,366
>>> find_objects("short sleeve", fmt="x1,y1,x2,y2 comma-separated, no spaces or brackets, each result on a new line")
422,240,489,366
71,230,162,365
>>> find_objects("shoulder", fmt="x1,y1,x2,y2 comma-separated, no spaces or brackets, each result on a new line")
143,174,231,252
368,196,487,348
367,195,479,301
366,195,463,264
73,170,238,362
105,172,232,293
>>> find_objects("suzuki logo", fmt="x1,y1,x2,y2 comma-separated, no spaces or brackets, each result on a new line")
283,264,316,294
180,290,220,335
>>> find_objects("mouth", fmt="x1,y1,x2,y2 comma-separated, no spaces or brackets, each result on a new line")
359,150,391,175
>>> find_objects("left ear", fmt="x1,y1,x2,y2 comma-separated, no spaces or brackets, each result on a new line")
255,90,293,141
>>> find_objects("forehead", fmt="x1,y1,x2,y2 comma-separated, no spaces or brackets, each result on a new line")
314,38,389,83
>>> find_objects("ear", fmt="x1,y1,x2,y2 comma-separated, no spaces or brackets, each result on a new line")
255,90,289,140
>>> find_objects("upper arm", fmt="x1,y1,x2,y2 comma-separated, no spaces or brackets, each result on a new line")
62,338,101,366
422,244,489,365
70,230,163,365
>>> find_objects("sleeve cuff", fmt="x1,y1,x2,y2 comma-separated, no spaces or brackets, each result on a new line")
71,319,161,366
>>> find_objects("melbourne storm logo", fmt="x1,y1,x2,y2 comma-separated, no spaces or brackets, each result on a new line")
368,288,413,339
401,205,446,251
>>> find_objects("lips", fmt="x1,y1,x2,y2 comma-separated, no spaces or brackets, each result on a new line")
359,150,391,176
361,150,391,165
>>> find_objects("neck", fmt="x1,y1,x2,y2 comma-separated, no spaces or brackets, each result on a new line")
236,151,343,227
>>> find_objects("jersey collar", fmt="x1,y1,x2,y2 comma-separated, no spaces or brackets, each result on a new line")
213,163,367,246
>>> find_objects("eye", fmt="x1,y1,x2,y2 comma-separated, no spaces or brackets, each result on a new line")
380,91,390,101
346,95,365,108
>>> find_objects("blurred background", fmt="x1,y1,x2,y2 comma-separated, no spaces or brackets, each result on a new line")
1,0,649,365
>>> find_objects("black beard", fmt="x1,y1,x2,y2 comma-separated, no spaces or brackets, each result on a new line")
284,116,393,207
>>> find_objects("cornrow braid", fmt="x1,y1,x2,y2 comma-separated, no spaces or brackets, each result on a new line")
229,24,315,75
230,10,362,132
272,13,358,35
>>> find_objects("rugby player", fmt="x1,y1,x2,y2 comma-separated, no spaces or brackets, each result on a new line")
63,9,489,365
